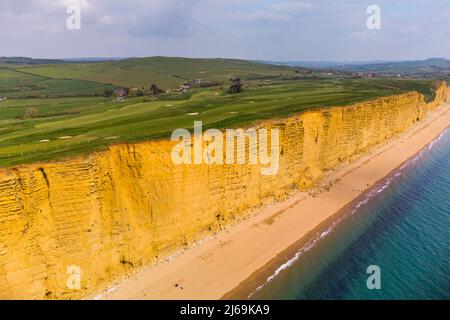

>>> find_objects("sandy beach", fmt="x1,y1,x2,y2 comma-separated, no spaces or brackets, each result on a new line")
98,100,450,300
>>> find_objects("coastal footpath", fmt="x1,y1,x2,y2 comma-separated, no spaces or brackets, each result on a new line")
0,82,448,299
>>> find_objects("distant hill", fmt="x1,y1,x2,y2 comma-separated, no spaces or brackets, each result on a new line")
272,58,450,78
334,58,450,76
263,58,450,79
14,56,300,89
0,56,128,65
258,60,392,69
62,57,127,62
0,57,68,65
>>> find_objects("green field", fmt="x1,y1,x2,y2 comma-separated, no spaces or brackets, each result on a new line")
0,68,117,98
12,57,302,89
0,57,436,168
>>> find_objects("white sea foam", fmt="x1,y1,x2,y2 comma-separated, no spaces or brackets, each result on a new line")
248,217,344,298
247,128,450,299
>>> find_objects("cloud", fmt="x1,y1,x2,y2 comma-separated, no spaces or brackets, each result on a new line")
268,1,317,13
0,0,201,36
226,10,292,22
125,1,202,37
0,0,448,60
34,0,91,10
348,31,380,40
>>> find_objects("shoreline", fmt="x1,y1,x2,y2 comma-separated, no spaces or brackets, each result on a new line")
223,125,450,299
99,100,450,300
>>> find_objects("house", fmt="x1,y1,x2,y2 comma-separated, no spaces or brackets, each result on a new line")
174,79,205,93
191,79,203,85
113,88,129,101
175,84,191,93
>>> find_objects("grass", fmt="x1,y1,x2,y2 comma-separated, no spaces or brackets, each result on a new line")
0,68,117,98
0,77,435,167
12,57,301,89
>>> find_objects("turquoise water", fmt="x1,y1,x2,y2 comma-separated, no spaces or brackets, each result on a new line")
250,128,450,300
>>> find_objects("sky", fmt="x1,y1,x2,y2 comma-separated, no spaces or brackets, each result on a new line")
0,0,449,61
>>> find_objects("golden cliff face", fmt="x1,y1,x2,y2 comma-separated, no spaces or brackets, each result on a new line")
0,82,448,299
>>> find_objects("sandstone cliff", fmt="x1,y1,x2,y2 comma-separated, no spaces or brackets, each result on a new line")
0,82,448,299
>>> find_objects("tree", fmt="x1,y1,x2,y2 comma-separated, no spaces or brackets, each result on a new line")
228,78,243,94
150,84,164,96
103,89,114,97
23,107,39,119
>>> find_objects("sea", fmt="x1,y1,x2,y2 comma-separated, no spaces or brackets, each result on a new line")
249,127,450,300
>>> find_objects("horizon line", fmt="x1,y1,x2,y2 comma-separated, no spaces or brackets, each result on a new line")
2,55,449,63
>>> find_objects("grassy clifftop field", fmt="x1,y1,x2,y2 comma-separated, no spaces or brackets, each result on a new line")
0,57,439,167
